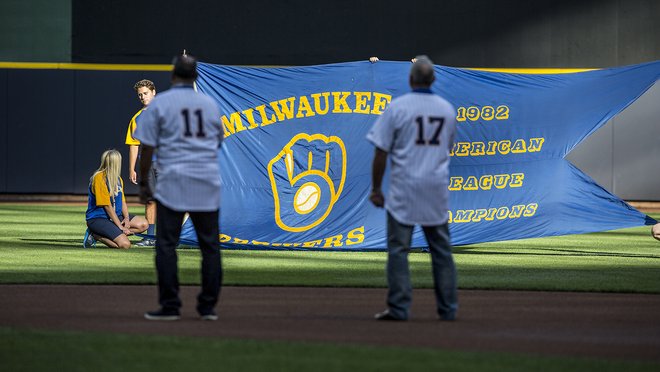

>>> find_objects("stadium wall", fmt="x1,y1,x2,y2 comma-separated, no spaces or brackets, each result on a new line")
2,0,655,67
0,0,658,199
0,0,71,62
0,66,170,195
0,66,657,200
68,0,658,68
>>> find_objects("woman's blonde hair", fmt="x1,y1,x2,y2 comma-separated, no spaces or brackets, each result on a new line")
91,149,122,199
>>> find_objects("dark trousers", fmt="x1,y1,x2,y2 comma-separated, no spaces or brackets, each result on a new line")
155,202,222,315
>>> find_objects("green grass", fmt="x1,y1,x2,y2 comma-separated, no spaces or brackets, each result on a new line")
1,327,657,372
1,204,659,371
0,204,659,292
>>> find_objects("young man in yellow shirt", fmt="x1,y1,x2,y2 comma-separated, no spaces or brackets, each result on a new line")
126,79,157,246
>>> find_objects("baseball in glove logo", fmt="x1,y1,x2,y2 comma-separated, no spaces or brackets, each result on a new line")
268,133,347,232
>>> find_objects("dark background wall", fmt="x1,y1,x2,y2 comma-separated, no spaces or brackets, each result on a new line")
70,0,659,67
0,0,71,62
0,69,170,195
0,70,7,192
0,0,658,198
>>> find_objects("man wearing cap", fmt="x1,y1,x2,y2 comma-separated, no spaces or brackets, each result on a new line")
367,55,458,321
135,54,224,321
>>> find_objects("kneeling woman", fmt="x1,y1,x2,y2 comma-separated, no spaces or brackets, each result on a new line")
85,149,148,249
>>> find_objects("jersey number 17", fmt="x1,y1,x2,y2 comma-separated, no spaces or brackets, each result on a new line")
415,116,444,146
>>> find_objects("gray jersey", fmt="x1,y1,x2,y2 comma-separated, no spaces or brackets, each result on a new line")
366,90,456,225
134,84,224,212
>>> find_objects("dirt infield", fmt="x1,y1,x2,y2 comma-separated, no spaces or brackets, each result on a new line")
1,285,659,362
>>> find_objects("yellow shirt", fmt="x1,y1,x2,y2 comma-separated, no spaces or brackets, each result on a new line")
125,108,145,146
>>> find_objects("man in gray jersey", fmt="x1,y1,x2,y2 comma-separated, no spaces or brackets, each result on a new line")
366,55,458,321
135,54,224,321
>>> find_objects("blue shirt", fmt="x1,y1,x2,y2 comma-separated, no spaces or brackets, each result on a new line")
86,173,125,220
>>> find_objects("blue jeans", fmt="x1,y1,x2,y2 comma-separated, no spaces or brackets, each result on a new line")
386,212,458,320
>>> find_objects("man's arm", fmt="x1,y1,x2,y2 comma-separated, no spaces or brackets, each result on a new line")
138,145,155,205
370,148,388,208
128,145,139,184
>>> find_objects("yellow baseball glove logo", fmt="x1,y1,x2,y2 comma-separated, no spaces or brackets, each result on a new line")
268,133,347,232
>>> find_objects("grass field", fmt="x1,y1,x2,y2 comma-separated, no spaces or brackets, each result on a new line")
1,327,658,372
1,204,659,292
1,204,659,371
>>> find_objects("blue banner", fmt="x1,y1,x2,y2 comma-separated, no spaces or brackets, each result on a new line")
178,60,659,250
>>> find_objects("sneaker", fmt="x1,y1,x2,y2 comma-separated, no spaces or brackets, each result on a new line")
200,312,218,321
135,238,156,247
374,309,405,321
83,229,97,248
144,308,180,321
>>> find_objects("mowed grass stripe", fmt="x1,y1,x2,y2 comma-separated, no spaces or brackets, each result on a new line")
1,327,658,372
0,205,658,292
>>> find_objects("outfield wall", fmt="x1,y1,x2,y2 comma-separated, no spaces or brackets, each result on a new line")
0,67,170,195
67,0,659,68
1,1,657,68
0,66,657,200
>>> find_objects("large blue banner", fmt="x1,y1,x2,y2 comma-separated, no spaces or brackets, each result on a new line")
178,60,659,250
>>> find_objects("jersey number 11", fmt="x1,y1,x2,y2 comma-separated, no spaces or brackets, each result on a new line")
181,109,206,138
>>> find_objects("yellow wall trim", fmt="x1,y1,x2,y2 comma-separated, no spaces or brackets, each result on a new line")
0,62,172,71
468,67,596,74
0,61,597,74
